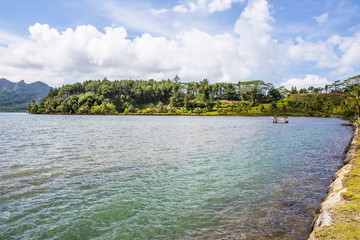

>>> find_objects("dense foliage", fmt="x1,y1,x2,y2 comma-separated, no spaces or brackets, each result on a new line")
28,75,360,119
0,78,51,112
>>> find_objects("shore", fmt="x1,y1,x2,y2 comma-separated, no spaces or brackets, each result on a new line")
26,111,344,118
309,122,359,239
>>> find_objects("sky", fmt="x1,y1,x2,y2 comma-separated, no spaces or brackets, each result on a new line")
0,0,360,88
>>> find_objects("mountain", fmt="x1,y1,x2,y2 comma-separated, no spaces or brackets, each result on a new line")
0,78,51,112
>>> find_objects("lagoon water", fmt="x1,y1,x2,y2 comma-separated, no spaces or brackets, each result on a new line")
0,113,354,239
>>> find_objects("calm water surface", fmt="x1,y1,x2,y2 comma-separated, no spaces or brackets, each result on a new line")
0,113,353,239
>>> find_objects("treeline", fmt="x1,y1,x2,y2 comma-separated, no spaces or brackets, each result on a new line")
28,77,281,113
289,75,360,94
28,75,360,119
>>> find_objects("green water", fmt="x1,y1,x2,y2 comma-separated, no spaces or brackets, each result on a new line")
0,114,353,239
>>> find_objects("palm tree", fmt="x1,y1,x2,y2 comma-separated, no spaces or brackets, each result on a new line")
347,87,360,119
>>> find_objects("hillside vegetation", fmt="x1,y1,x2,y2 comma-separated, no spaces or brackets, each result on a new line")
28,75,360,119
0,78,50,112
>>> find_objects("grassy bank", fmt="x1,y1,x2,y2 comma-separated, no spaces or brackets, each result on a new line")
313,123,360,239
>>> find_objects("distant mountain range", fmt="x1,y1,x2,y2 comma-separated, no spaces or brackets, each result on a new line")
0,78,51,112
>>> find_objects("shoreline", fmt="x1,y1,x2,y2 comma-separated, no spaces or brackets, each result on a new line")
23,111,343,118
309,122,358,239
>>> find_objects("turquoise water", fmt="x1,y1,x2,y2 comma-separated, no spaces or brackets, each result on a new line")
0,113,353,239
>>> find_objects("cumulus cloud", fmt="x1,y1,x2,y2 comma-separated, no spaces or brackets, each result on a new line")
0,0,359,88
313,13,329,24
281,75,331,89
232,0,285,80
235,0,273,37
288,36,340,68
288,33,360,76
0,29,24,45
336,33,360,74
0,0,285,86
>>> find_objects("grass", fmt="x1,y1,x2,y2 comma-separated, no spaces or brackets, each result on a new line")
316,223,360,239
315,133,360,239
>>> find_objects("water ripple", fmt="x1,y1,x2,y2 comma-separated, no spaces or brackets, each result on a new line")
0,113,353,239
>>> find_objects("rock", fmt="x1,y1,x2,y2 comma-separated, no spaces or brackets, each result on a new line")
308,123,358,239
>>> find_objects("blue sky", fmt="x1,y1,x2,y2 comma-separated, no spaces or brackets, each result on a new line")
0,0,359,88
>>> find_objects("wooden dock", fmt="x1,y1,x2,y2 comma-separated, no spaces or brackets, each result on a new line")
272,116,289,123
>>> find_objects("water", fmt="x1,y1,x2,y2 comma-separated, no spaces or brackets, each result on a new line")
0,113,353,239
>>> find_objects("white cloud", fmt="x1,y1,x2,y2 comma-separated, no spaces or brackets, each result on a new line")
0,0,359,89
313,13,329,24
336,32,360,74
172,0,244,13
0,29,24,45
96,0,233,39
288,36,339,68
232,0,285,80
150,8,168,15
94,0,176,38
281,75,331,89
0,0,286,87
173,0,205,13
173,4,189,13
208,0,244,13
288,33,360,76
235,0,273,36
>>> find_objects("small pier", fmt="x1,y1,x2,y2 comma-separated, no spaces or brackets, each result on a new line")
272,116,289,123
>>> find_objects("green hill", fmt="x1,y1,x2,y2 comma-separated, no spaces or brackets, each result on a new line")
0,78,51,112
27,76,359,118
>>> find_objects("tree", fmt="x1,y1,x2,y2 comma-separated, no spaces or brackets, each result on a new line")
270,102,278,114
347,87,360,118
260,105,266,112
184,96,189,109
27,98,38,113
27,75,358,117
291,86,298,94
277,86,291,98
173,74,181,84
299,88,307,94
280,104,287,113
268,87,282,101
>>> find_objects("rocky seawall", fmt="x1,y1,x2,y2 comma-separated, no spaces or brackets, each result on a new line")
309,122,358,239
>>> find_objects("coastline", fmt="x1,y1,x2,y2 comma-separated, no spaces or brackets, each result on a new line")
309,122,358,239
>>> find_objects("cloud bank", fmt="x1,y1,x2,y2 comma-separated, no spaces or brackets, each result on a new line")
0,0,359,88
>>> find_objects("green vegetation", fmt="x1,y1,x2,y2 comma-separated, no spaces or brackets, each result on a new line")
0,78,50,112
316,131,360,239
28,75,360,119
